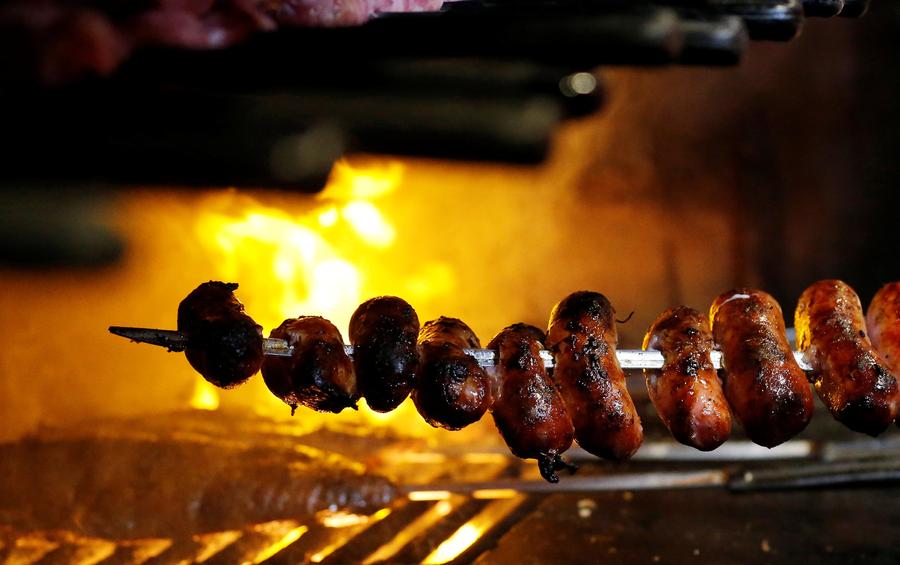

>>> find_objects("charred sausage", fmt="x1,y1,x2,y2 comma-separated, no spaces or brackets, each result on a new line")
349,296,420,413
413,317,493,430
177,281,263,388
261,316,358,414
487,323,576,482
867,282,900,375
643,306,732,451
710,289,813,447
546,291,643,461
796,280,899,436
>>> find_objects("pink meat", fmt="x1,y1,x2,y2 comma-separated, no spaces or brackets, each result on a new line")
0,0,447,85
369,0,443,14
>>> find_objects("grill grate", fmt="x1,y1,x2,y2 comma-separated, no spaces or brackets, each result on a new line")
0,457,533,565
3,403,898,564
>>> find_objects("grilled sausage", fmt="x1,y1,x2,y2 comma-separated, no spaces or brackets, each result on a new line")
261,316,358,414
487,323,576,482
413,317,493,430
867,282,900,376
796,280,899,436
177,281,263,388
349,296,420,413
643,307,732,451
546,291,643,460
710,289,814,447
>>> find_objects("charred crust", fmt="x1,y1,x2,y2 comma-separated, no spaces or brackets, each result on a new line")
419,317,481,349
678,356,702,378
507,342,537,372
506,323,547,343
182,316,263,389
208,281,239,292
349,297,420,412
414,351,490,430
552,291,615,324
537,453,578,483
262,317,358,414
837,396,892,437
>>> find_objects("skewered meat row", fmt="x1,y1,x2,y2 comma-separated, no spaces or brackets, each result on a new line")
643,306,732,451
159,280,900,479
795,280,899,436
711,289,815,448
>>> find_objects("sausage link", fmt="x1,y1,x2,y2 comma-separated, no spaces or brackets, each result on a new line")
796,280,899,436
710,289,813,447
546,291,643,461
643,306,732,451
261,316,358,414
487,323,576,482
349,296,420,413
413,317,493,430
177,281,263,388
867,282,900,375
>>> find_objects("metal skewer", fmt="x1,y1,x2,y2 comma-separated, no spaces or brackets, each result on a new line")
108,326,813,371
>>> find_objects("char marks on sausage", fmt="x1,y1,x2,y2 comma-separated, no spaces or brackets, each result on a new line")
867,282,900,376
413,317,493,430
262,316,359,413
488,323,575,482
349,296,420,413
643,306,732,451
711,289,814,447
177,281,264,389
796,279,899,436
546,291,643,461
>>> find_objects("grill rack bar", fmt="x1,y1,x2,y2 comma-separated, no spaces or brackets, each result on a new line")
108,326,814,371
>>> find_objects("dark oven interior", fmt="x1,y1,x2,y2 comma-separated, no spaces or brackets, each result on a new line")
2,1,900,563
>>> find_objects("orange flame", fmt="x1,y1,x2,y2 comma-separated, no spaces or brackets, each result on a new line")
186,159,459,432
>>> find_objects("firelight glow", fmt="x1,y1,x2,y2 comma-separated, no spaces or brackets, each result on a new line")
189,379,221,411
187,158,457,430
421,496,527,564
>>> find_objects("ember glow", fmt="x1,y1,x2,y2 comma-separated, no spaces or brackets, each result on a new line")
188,159,458,430
189,379,221,411
422,495,527,564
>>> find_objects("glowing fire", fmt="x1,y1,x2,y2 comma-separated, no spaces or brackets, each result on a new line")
190,379,221,411
194,160,405,331
186,159,458,429
422,495,527,564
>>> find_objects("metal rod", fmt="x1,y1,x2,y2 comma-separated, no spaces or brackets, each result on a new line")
108,326,814,371
403,469,728,496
